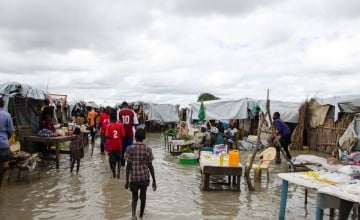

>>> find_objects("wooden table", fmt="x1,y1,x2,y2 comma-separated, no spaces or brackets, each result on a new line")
23,135,79,169
278,172,360,220
169,139,195,156
199,152,242,191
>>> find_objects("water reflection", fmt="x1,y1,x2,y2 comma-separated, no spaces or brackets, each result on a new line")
200,191,240,218
0,132,328,219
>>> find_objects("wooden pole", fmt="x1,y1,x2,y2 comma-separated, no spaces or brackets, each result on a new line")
244,111,266,191
244,89,271,191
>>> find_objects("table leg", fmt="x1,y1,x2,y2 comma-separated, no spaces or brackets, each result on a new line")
315,206,324,220
236,175,241,191
203,173,210,191
56,141,59,169
279,179,288,220
338,199,354,220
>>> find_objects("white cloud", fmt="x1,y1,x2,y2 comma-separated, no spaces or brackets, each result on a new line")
0,0,359,107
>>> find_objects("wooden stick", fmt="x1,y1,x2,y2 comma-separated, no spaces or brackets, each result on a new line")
244,89,270,191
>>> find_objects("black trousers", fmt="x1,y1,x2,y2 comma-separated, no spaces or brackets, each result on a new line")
276,134,292,160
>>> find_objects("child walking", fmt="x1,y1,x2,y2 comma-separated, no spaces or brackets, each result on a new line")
70,127,84,173
125,128,156,219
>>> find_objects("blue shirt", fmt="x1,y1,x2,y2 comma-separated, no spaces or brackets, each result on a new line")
0,108,14,149
274,119,290,137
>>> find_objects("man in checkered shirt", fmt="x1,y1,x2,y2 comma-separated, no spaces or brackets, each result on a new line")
125,128,156,220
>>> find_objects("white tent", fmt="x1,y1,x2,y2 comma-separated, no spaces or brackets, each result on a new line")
190,98,301,123
255,99,301,123
143,103,179,123
190,99,250,121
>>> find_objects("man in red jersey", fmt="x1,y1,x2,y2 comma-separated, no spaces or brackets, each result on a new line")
106,110,125,178
98,106,111,154
117,101,139,166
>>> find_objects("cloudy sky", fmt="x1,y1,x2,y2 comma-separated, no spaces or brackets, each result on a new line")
1,0,359,107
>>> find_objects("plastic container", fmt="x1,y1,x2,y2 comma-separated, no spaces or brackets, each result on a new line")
219,152,224,166
228,150,240,166
178,155,198,164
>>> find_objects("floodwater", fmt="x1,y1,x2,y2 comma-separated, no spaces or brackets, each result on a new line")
0,132,347,220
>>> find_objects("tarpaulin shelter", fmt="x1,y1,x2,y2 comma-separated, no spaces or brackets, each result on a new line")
142,103,179,124
254,99,301,124
0,82,48,151
190,98,300,122
0,82,47,130
291,95,360,153
0,81,46,110
190,98,301,135
190,99,249,121
339,115,360,153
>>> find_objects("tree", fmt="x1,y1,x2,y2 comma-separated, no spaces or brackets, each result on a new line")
197,93,220,102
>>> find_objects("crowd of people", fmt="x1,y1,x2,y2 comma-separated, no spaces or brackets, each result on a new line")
76,101,156,220
1,96,294,219
1,98,157,220
174,113,292,164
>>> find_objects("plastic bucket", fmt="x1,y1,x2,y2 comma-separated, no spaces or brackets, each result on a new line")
179,157,198,164
228,150,240,166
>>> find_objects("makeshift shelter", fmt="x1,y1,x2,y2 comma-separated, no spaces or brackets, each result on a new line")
139,102,179,130
0,82,48,151
190,99,253,134
291,95,360,154
190,98,301,136
0,82,46,131
339,115,360,153
48,93,70,123
142,103,179,123
190,99,249,120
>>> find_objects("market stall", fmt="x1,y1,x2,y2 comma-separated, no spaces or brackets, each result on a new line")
199,151,242,191
23,135,78,169
278,155,360,220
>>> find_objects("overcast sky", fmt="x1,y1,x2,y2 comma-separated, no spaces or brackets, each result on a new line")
0,0,359,107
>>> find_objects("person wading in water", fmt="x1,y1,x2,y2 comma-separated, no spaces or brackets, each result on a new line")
125,128,156,220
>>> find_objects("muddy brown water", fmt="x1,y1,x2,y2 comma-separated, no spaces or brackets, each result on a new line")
0,132,342,219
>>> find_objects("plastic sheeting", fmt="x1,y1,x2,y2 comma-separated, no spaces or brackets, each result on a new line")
339,117,360,152
190,99,249,121
143,103,179,123
314,95,360,122
254,99,301,123
0,81,46,99
190,99,300,123
0,81,46,111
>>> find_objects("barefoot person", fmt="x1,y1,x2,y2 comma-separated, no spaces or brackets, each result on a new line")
106,110,125,178
273,112,292,164
124,128,156,220
70,127,84,173
117,101,139,166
